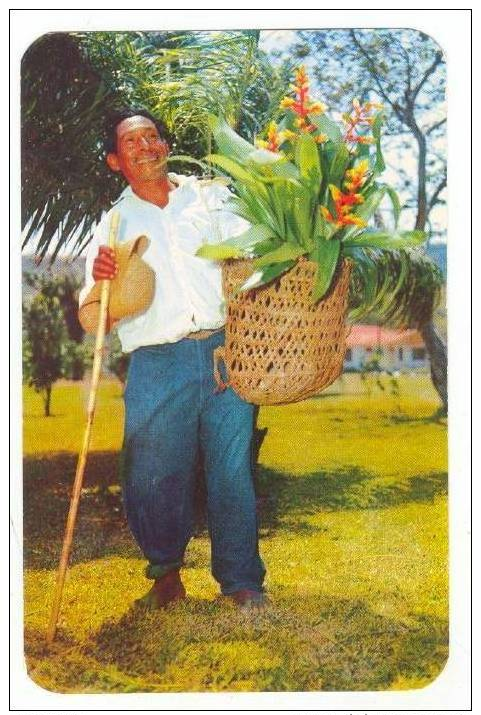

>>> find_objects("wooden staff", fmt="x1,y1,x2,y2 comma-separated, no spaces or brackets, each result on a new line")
47,211,120,645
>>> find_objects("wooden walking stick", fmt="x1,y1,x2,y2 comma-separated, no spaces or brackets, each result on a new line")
47,211,120,645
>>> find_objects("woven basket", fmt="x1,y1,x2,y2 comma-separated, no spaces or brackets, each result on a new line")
213,256,352,405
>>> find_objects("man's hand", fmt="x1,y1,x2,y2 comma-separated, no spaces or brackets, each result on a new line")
92,246,118,281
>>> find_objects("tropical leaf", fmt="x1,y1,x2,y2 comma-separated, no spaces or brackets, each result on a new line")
206,153,260,187
329,143,350,188
343,230,425,250
385,185,401,228
310,239,341,302
310,113,343,143
221,223,276,250
195,243,243,260
295,133,322,194
254,243,305,268
208,113,255,163
372,112,386,175
240,260,296,291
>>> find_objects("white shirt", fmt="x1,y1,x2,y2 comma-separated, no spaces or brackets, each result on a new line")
79,174,249,353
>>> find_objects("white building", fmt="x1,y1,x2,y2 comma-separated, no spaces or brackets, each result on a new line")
344,325,428,372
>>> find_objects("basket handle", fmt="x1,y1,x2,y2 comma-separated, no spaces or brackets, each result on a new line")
213,345,229,392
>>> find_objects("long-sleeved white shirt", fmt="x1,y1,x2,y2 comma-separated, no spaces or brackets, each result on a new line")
79,174,249,353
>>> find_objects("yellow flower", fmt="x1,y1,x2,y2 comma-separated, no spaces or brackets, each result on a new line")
329,184,342,202
346,215,367,227
308,101,328,115
295,117,307,128
255,139,269,149
357,136,375,145
280,96,295,109
365,101,384,110
294,65,309,88
280,129,297,142
315,133,328,144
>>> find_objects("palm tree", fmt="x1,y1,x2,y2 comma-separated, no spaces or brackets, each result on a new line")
22,30,292,260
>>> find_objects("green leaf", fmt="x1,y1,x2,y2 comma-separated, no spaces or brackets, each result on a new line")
196,243,243,260
206,154,259,186
254,243,306,268
295,133,322,193
208,114,255,164
310,239,341,302
372,113,386,175
385,186,401,228
329,143,350,188
222,223,277,250
343,230,426,250
310,113,343,143
240,260,296,291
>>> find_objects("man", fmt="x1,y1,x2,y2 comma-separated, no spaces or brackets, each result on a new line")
79,109,266,609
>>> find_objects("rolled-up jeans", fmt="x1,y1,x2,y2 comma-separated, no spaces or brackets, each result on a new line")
122,329,266,595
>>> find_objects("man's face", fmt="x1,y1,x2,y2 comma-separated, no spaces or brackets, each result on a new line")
106,116,169,184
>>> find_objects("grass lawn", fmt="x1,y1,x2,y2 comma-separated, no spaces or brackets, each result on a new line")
23,373,448,693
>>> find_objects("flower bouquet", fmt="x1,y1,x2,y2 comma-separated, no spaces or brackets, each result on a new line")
197,66,425,405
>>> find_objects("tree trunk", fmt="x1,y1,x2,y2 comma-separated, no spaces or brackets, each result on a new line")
414,127,428,231
411,122,447,412
420,320,448,414
44,385,52,417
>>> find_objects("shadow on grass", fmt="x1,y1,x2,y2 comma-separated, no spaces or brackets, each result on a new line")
24,591,448,693
24,452,447,570
256,466,447,533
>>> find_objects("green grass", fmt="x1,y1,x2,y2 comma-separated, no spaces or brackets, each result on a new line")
23,374,448,693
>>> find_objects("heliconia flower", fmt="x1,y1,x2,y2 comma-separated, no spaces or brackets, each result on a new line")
342,214,367,227
344,160,369,193
320,183,367,229
357,136,375,145
315,133,328,144
280,96,296,109
255,122,297,152
365,101,384,110
279,65,328,134
308,101,328,115
321,206,334,222
294,65,309,89
342,98,382,145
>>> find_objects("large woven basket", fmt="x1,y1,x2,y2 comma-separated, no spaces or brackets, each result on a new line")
213,257,352,405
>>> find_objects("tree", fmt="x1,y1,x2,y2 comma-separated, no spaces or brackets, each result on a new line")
296,29,448,412
24,272,85,343
23,294,65,416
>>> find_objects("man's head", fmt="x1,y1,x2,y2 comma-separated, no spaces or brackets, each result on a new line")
104,109,170,186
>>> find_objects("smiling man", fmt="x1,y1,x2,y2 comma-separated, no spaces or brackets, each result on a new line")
79,109,266,609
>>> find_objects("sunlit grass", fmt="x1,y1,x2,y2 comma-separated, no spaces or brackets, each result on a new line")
23,373,448,692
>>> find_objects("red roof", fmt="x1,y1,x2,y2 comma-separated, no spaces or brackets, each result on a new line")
346,325,425,349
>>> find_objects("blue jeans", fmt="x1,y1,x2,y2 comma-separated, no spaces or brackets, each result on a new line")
122,330,266,595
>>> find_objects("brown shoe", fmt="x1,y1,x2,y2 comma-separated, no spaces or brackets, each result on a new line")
135,570,186,610
227,589,267,609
